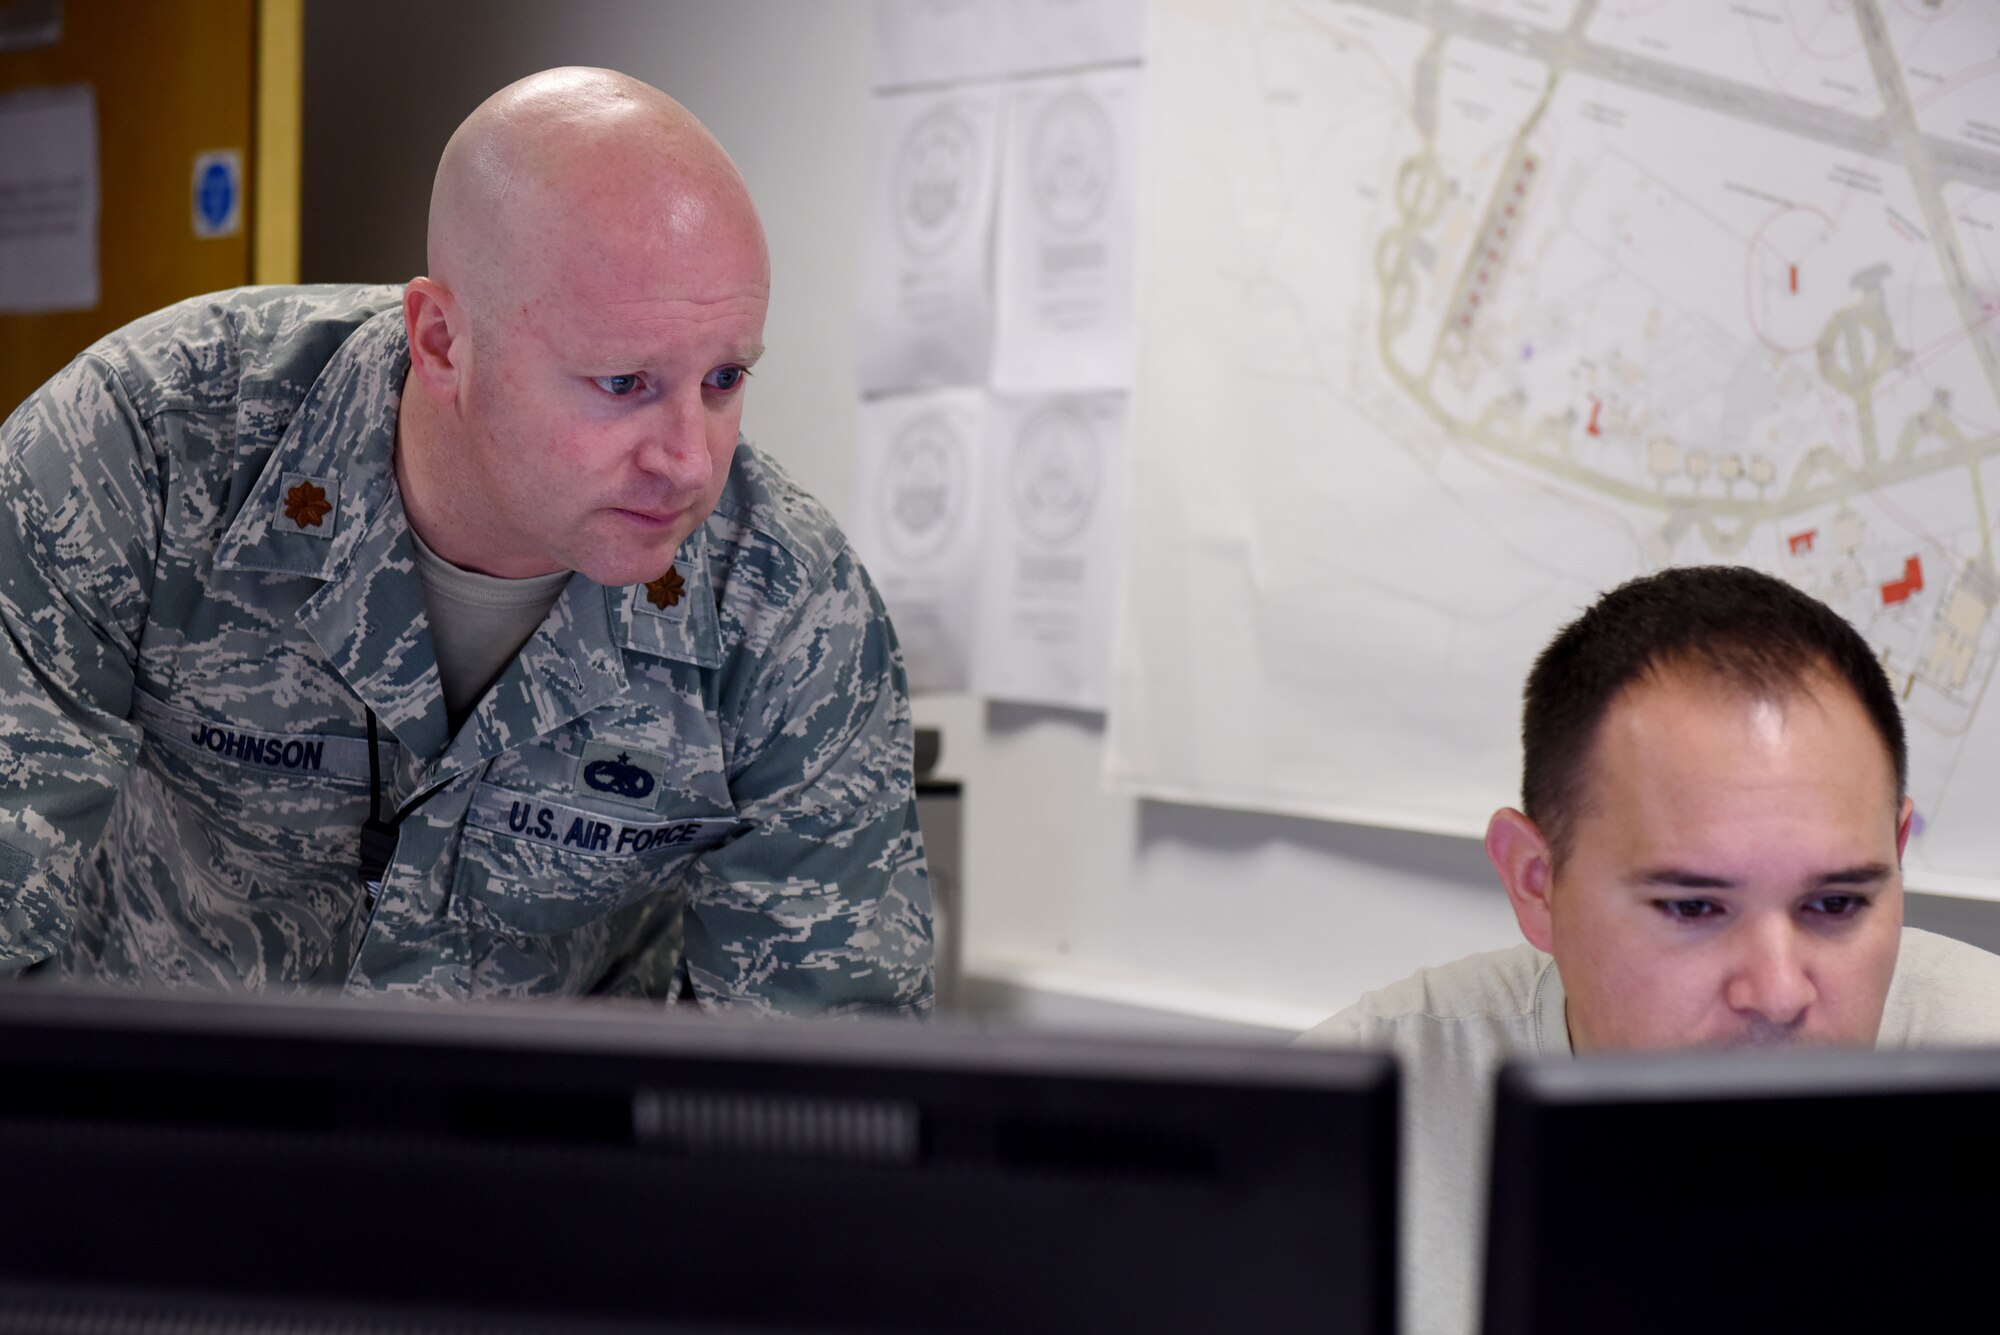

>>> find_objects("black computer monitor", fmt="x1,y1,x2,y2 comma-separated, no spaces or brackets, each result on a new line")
1482,1046,2000,1335
0,987,1396,1335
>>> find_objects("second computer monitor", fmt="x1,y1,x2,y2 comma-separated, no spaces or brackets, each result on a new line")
1483,1045,2000,1335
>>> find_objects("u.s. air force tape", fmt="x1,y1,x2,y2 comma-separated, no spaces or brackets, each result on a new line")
465,786,745,860
132,690,396,779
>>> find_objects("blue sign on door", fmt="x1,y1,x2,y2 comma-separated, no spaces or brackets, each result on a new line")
191,150,242,238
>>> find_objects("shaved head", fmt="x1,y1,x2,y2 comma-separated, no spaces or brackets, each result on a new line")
427,67,766,332
397,68,771,584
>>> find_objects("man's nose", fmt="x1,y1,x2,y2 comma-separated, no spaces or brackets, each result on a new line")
635,391,713,492
1722,918,1815,1026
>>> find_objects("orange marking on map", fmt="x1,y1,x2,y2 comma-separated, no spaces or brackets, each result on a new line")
1880,555,1924,606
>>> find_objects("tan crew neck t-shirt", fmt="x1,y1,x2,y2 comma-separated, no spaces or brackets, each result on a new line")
408,528,571,732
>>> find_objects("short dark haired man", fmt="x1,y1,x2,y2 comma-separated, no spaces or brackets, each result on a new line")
1304,565,2000,1335
0,69,932,1012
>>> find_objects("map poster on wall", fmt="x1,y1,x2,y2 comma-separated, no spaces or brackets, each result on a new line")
973,392,1128,709
858,86,1004,394
992,66,1144,393
1108,0,2000,893
852,389,989,693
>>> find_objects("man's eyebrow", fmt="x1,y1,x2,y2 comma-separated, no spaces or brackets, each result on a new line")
1813,863,1894,887
1627,863,1896,892
570,342,765,368
1631,869,1736,891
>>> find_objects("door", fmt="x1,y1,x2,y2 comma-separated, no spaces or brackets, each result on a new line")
0,0,300,414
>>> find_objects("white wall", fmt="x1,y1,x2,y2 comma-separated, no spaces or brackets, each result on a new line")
301,0,2000,1033
918,695,1519,1031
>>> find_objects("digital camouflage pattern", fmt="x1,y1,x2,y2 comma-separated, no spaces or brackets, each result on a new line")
0,285,933,1013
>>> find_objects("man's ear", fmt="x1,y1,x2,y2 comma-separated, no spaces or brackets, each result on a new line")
1895,795,1915,862
1487,807,1557,954
403,277,467,404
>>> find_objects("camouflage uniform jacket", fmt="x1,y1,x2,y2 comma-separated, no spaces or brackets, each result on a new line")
0,285,933,1013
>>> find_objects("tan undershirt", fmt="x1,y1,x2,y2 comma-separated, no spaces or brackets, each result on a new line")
408,528,570,732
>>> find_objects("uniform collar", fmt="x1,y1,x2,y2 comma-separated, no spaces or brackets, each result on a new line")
214,306,407,581
428,540,724,780
608,521,724,671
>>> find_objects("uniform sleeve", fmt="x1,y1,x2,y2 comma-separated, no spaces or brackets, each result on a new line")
0,355,159,971
679,546,934,1017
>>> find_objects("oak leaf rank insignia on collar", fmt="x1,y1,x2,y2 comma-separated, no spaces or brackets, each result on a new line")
644,567,686,610
278,472,339,540
284,482,331,529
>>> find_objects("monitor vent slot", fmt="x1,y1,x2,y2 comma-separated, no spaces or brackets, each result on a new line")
630,1089,920,1166
0,1284,648,1335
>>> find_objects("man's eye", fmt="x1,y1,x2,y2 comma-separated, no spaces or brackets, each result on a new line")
1808,894,1869,919
703,365,750,392
1655,899,1721,922
594,374,642,397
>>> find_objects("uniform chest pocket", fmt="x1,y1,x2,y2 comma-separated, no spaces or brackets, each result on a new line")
129,691,378,869
451,789,744,937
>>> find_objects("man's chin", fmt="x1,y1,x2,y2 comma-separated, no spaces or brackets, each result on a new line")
578,555,682,588
573,530,699,588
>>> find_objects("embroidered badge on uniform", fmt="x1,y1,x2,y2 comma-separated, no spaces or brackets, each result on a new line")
634,562,693,624
577,740,670,811
645,567,686,609
279,472,339,539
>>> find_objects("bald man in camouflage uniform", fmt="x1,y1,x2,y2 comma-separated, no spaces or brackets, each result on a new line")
0,70,933,1013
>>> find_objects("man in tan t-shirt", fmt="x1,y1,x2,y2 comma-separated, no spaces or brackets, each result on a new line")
1303,565,2000,1335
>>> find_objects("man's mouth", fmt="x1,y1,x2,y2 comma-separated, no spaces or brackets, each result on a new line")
1720,1018,1811,1048
612,505,686,529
